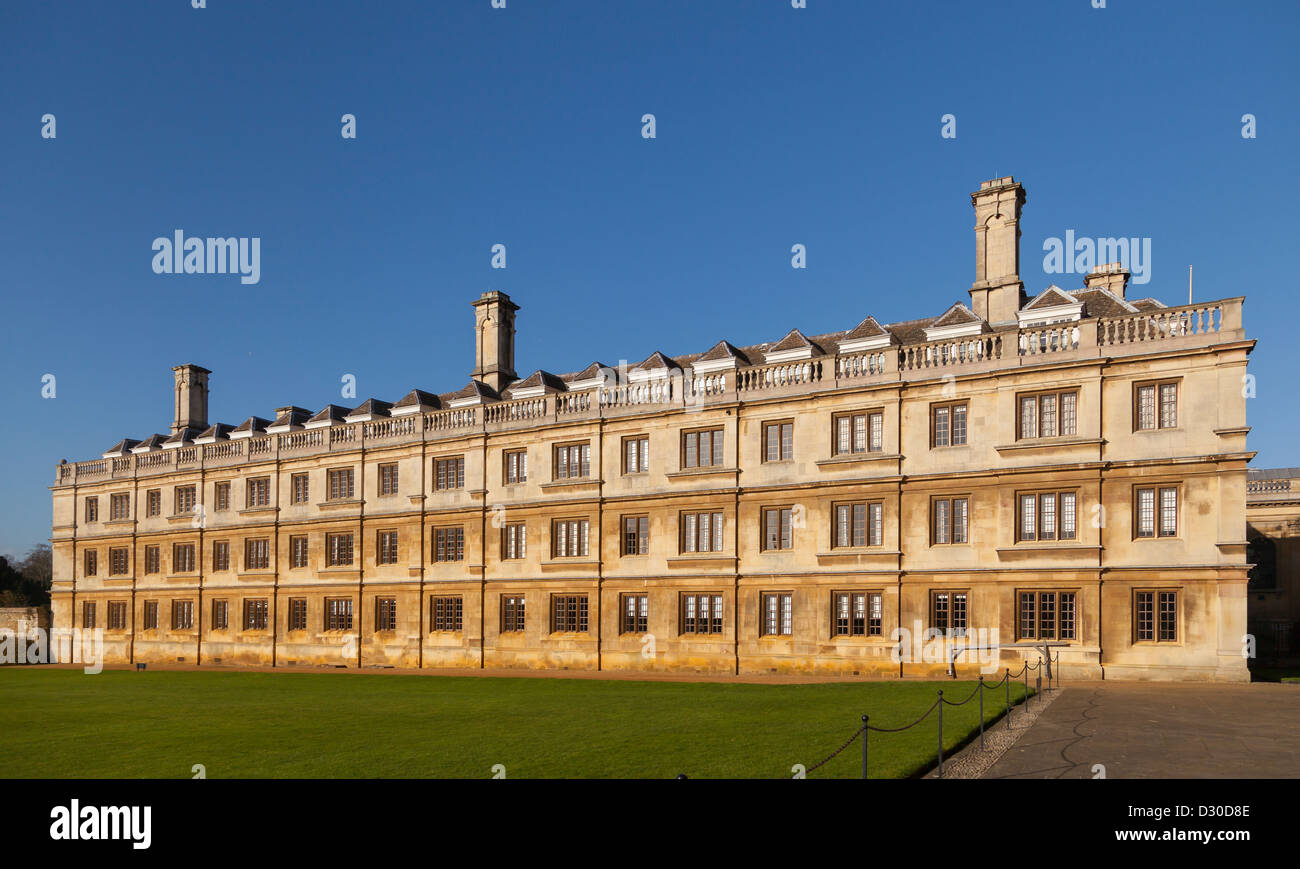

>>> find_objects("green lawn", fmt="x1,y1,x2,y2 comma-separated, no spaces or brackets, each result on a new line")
0,669,1031,778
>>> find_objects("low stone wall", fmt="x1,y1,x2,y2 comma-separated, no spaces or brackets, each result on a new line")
0,607,50,633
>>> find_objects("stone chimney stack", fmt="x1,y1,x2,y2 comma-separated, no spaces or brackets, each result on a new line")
1084,262,1131,299
471,291,519,393
968,176,1027,326
171,364,211,434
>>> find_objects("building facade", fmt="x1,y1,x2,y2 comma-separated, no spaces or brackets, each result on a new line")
50,176,1254,680
1245,468,1300,662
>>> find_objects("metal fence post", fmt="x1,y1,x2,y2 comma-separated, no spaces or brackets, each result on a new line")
861,715,869,780
936,690,944,779
978,675,985,750
1005,667,1011,723
1024,663,1028,704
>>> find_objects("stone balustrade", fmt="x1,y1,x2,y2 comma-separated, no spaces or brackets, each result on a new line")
54,296,1248,485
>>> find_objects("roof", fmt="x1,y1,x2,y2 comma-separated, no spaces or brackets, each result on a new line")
767,328,823,354
305,406,348,425
136,283,1176,432
392,389,440,410
1023,286,1080,310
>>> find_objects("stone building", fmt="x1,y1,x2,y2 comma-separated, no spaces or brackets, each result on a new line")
49,176,1254,680
1245,468,1300,662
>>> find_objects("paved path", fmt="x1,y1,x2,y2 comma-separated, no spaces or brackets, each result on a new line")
983,681,1300,778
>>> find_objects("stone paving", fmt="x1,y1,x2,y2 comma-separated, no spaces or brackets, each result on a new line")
982,681,1300,778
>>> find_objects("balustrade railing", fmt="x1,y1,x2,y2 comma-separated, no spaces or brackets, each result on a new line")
836,351,888,380
1097,302,1222,347
899,336,1001,372
279,429,325,452
737,360,824,392
485,397,548,424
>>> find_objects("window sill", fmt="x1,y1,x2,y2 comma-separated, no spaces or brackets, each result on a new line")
665,467,739,479
316,499,363,510
539,478,600,490
995,544,1100,555
540,560,600,571
104,519,134,527
994,437,1103,453
815,453,899,468
816,549,900,559
666,554,735,567
238,506,277,516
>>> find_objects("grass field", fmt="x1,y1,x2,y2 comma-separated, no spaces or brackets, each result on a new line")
0,669,1031,778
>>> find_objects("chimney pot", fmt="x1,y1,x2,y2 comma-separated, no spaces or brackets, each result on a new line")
171,364,211,434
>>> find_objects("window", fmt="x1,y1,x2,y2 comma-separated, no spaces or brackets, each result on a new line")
1017,492,1077,542
763,421,794,462
146,489,162,516
291,473,310,504
434,526,464,562
290,535,309,568
501,595,526,632
1136,486,1178,538
245,538,270,570
288,598,307,631
325,598,353,631
680,593,723,635
621,594,648,633
109,547,129,576
932,497,969,545
551,595,589,633
175,485,197,514
243,598,268,631
327,533,354,567
1135,381,1178,430
246,478,270,508
932,402,968,447
553,443,590,480
84,549,97,577
834,502,882,548
761,592,793,636
172,600,194,630
931,591,968,637
1018,390,1078,439
434,457,466,490
431,596,463,632
834,412,883,455
1135,590,1178,642
327,468,355,500
682,428,724,469
378,463,399,496
375,597,397,631
173,543,195,573
145,545,160,574
144,600,158,630
623,436,650,474
552,519,590,558
502,523,527,560
377,530,399,565
110,493,130,520
212,599,229,631
214,481,230,512
762,507,794,551
82,601,96,629
833,591,882,637
504,449,527,484
622,515,649,556
107,601,128,630
681,511,725,553
85,497,98,522
1018,591,1077,641
208,541,228,572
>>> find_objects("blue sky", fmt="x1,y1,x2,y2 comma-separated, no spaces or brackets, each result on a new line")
1,0,1297,559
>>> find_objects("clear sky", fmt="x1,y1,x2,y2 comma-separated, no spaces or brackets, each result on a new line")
1,0,1297,559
